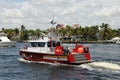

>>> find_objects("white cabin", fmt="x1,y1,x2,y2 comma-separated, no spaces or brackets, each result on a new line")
0,32,16,47
25,33,61,54
0,32,11,42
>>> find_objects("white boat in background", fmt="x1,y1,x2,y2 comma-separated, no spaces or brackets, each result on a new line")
116,40,120,44
107,37,120,44
0,32,16,47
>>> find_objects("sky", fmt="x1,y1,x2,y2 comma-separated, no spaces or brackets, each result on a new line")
0,0,120,30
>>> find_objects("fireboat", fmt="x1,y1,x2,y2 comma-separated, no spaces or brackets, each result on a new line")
19,32,94,65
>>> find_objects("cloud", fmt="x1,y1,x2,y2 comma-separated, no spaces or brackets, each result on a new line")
94,5,120,17
60,6,78,15
0,0,120,29
1,8,23,18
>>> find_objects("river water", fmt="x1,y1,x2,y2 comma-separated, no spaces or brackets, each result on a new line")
0,43,120,80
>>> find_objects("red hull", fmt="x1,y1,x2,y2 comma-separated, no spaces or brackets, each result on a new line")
19,50,92,65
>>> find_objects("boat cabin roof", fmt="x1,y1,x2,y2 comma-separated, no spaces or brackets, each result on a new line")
30,40,61,47
28,32,61,47
28,32,60,43
0,32,11,42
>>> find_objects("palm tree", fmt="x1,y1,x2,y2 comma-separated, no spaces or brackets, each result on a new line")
19,25,29,41
117,28,120,36
100,23,110,40
20,25,26,32
35,29,41,37
66,25,72,37
1,28,5,32
89,25,99,40
14,28,19,36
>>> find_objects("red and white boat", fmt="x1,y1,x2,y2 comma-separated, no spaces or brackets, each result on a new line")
19,32,93,65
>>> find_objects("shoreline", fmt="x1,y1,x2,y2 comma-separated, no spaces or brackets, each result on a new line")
61,41,117,44
17,41,118,44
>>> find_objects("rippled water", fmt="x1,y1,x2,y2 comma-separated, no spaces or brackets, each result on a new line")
0,43,120,80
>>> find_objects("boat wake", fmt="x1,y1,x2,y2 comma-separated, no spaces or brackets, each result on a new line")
18,58,120,72
79,61,120,71
18,58,34,63
17,58,69,66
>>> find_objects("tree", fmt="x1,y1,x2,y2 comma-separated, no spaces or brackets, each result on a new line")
1,28,5,32
20,30,29,41
89,25,99,40
100,23,111,40
35,29,41,36
3,29,15,39
19,25,28,41
66,25,72,36
20,25,26,32
14,28,19,36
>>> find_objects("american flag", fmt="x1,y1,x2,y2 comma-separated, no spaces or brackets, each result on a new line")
56,24,64,30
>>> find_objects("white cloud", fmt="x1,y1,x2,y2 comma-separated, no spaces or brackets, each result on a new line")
94,5,120,17
30,0,57,5
1,8,23,18
60,6,78,15
0,0,120,29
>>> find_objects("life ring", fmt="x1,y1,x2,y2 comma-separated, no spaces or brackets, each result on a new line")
77,47,84,54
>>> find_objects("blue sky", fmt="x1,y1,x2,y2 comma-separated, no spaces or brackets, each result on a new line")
0,0,120,30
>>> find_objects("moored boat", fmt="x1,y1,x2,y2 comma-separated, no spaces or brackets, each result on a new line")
19,32,93,65
0,32,16,47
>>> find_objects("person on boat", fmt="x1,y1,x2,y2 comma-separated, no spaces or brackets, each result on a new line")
63,47,70,55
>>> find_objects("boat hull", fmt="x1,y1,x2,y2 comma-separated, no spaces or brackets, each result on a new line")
0,42,16,47
19,50,93,65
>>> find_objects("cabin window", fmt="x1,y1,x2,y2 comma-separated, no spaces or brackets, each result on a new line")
38,42,45,47
31,42,38,47
47,41,56,47
56,42,60,46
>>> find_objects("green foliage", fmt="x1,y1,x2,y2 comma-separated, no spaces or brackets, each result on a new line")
55,23,120,41
0,23,120,42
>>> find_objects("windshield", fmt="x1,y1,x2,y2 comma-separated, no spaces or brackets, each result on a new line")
38,42,45,47
47,41,60,47
31,42,45,47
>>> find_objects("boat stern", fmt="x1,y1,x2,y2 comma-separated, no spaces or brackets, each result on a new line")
67,45,93,64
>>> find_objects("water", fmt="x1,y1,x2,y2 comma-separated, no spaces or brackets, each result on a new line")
0,43,120,80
